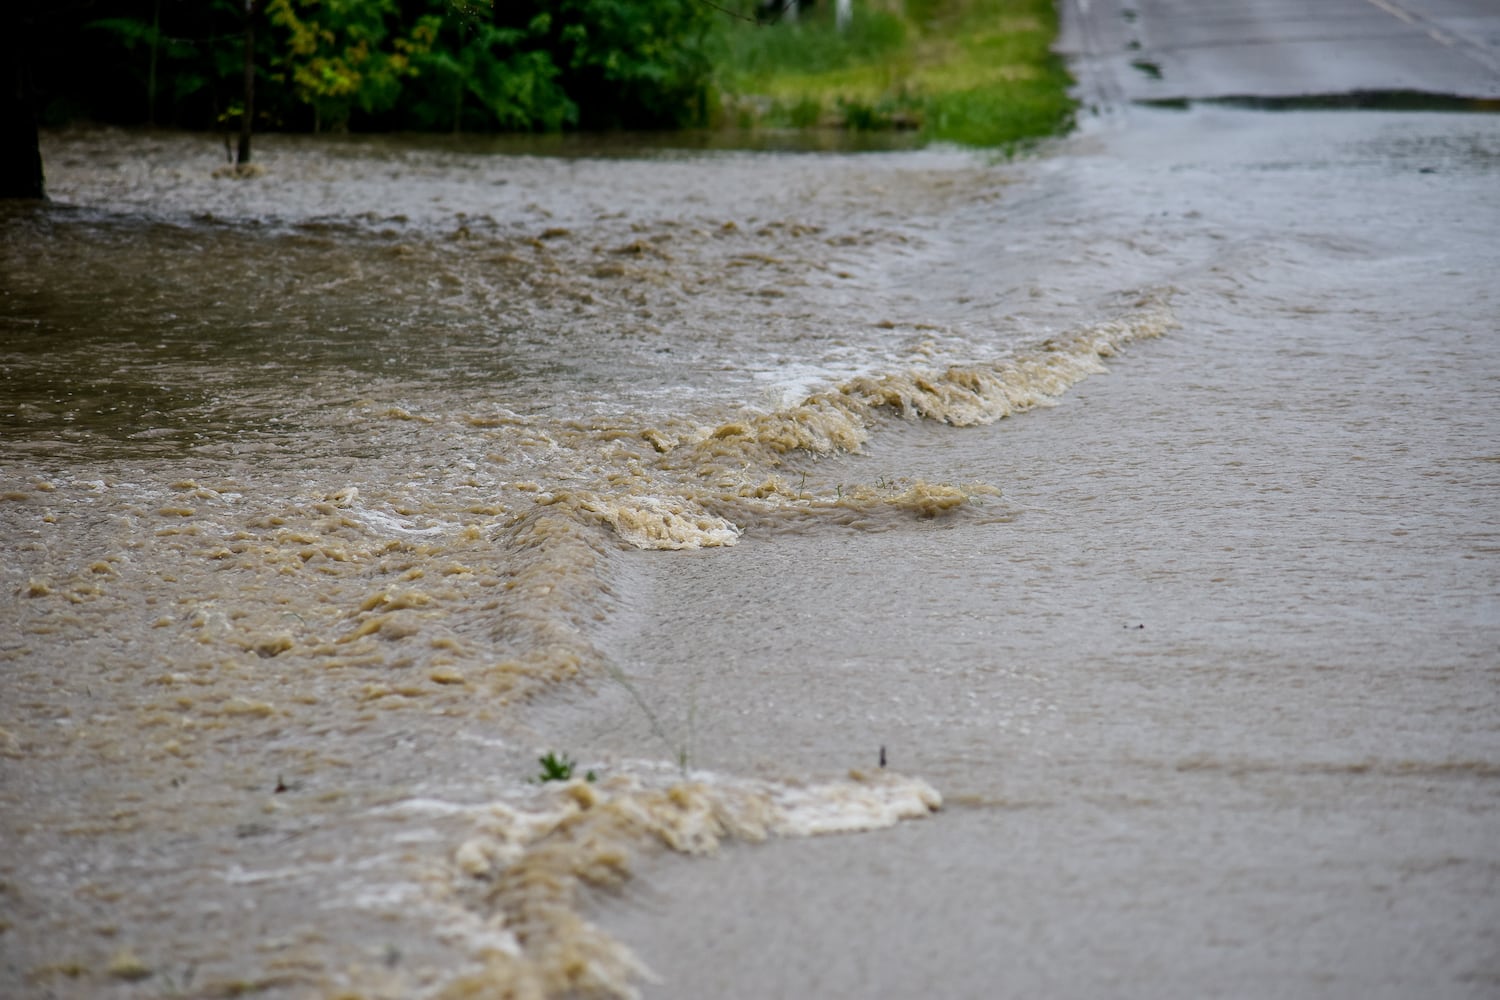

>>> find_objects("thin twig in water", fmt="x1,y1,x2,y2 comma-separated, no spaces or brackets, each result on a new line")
684,673,699,776
607,664,690,772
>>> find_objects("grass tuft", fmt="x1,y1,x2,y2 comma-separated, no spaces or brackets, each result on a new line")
535,752,596,783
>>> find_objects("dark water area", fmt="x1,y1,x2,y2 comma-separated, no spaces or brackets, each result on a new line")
2,205,532,461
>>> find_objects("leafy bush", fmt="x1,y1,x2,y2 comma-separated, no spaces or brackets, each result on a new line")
266,0,437,131
541,0,719,129
42,0,1073,146
402,14,577,132
40,0,721,134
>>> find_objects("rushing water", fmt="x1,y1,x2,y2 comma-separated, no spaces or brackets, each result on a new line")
1,109,1497,998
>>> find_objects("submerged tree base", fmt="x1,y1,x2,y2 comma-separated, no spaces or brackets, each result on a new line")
2,9,46,199
211,162,267,179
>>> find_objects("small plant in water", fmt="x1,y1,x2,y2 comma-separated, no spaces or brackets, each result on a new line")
535,752,596,783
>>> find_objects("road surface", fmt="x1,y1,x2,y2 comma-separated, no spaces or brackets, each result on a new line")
1059,0,1500,106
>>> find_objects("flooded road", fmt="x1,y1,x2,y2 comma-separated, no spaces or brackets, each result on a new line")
581,106,1500,998
4,6,1500,998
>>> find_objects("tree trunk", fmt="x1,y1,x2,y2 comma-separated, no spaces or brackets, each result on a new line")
0,3,45,199
236,0,256,166
147,0,160,126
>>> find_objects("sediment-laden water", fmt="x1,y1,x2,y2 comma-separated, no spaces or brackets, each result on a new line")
1,128,1168,996
2,109,1497,998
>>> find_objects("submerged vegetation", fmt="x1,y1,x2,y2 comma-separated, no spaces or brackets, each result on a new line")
24,0,1072,148
535,751,597,783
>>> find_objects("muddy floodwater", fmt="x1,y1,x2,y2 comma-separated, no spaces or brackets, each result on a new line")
3,105,1499,998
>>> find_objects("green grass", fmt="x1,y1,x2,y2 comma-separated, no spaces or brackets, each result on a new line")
534,752,596,783
712,0,1075,149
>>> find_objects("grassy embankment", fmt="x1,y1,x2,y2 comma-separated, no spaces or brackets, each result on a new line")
712,0,1075,148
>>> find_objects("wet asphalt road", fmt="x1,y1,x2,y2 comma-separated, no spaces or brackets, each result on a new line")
1058,0,1500,105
